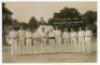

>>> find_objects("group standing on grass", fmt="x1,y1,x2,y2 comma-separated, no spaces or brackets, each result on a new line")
6,26,93,55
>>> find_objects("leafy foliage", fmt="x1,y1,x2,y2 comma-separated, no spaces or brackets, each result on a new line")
28,16,39,30
48,7,97,33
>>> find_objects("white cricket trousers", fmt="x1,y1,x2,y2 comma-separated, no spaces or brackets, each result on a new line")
25,38,32,54
56,38,61,53
62,38,70,52
41,38,46,53
78,38,85,52
18,38,25,55
85,37,92,53
13,39,18,55
71,38,77,52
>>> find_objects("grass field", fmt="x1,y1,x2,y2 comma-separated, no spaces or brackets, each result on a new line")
3,45,97,63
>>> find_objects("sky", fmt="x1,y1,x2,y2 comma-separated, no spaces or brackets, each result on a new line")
5,2,97,23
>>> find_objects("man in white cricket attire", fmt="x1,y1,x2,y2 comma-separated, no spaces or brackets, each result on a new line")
48,29,55,53
62,28,70,52
7,27,18,56
25,28,32,54
70,28,78,52
32,31,41,54
40,28,46,53
55,28,61,53
18,27,26,54
6,28,12,46
78,27,85,52
85,27,93,53
32,32,37,54
45,31,50,53
13,28,19,55
7,28,14,56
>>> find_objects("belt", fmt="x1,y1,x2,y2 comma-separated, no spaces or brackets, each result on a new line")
48,37,55,39
85,36,91,37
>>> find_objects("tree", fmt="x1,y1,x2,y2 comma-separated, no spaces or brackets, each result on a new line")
48,7,81,24
83,11,97,35
2,3,13,26
84,11,97,25
53,7,80,20
28,16,39,30
2,3,14,46
48,7,82,30
48,18,55,25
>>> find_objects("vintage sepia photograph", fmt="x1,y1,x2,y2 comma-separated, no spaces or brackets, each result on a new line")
2,2,97,63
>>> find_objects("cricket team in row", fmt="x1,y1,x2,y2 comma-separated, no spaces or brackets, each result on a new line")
6,26,93,55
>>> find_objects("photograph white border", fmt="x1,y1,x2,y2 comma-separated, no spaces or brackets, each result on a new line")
0,0,99,65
